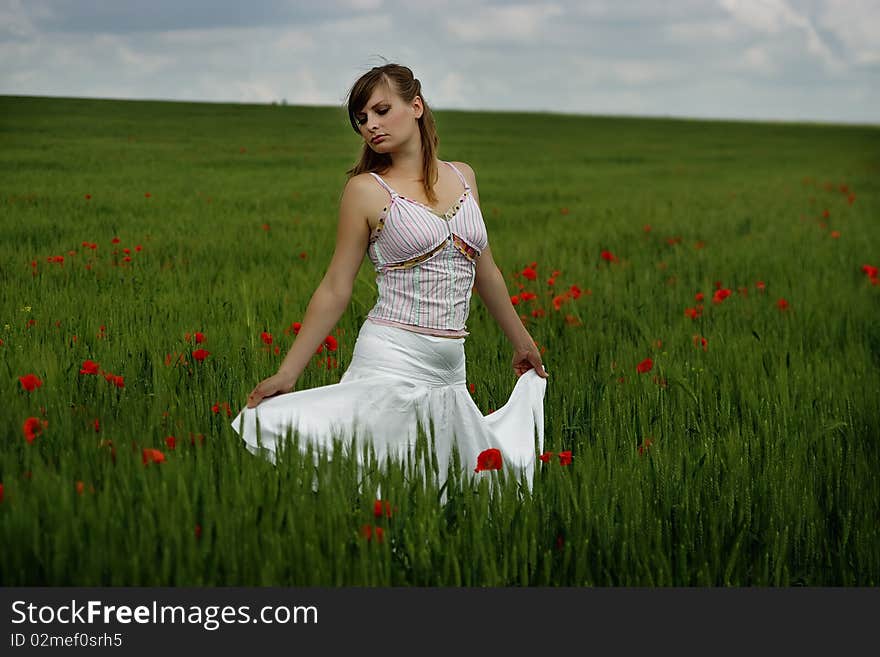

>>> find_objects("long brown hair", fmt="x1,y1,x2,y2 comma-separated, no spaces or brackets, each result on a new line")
344,63,441,205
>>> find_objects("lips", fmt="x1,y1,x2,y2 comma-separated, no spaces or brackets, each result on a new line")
371,135,387,143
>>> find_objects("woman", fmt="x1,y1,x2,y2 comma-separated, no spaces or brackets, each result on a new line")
231,63,548,493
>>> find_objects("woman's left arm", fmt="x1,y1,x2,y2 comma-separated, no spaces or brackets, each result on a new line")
456,162,548,378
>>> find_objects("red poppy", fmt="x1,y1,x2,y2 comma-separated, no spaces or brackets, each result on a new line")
861,264,878,279
361,524,385,543
558,450,572,466
261,331,273,345
18,373,43,392
693,335,708,351
695,292,704,302
468,382,476,394
552,295,565,311
142,448,165,465
636,358,653,374
79,360,100,375
324,335,338,351
474,448,503,472
777,298,789,311
684,307,702,320
569,285,582,299
539,451,553,463
75,481,85,495
192,348,210,362
195,524,202,540
600,250,617,262
194,332,206,344
93,418,100,432
212,401,232,416
23,417,48,444
111,237,120,244
510,295,520,305
373,499,393,519
520,291,537,301
531,308,545,318
756,281,766,291
521,266,537,281
638,437,654,456
0,483,4,503
712,288,732,304
165,435,177,450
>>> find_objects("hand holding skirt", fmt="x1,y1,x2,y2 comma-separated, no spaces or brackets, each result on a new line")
231,319,548,495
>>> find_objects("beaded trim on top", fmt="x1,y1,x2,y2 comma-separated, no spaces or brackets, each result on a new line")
368,206,389,245
397,188,470,220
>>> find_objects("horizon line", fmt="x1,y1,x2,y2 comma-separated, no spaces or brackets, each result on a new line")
2,92,878,129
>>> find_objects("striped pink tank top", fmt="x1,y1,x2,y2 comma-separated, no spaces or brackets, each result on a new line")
365,161,489,337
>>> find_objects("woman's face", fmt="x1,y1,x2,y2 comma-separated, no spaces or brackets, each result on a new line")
355,85,422,152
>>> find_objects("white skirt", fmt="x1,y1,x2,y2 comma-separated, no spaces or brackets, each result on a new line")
230,318,547,493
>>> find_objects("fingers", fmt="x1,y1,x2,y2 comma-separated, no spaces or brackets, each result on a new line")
247,388,262,408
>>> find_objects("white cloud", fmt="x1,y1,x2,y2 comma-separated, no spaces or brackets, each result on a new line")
0,0,876,123
718,0,844,73
662,19,741,43
741,44,778,74
341,0,385,9
435,71,466,107
573,56,687,86
444,3,565,43
817,0,880,66
0,0,40,38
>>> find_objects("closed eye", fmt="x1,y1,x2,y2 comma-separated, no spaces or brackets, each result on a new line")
357,108,388,125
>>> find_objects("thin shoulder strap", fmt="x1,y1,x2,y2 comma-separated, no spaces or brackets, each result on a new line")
444,161,471,190
368,171,397,197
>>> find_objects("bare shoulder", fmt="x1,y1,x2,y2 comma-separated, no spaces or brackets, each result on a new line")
450,161,480,205
341,172,389,229
450,161,476,185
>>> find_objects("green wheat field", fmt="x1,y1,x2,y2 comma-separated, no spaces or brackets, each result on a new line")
1,95,878,585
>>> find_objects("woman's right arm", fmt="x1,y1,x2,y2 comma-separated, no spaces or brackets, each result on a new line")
246,176,372,408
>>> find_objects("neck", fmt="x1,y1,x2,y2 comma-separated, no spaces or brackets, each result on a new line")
387,139,435,182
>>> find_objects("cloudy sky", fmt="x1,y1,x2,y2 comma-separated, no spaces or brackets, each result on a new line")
1,0,878,124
